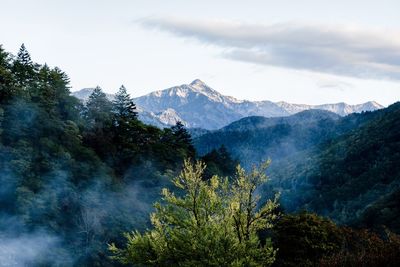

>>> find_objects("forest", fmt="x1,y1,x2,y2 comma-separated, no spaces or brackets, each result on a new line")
0,44,399,266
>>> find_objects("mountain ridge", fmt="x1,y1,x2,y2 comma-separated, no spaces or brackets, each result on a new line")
72,79,384,129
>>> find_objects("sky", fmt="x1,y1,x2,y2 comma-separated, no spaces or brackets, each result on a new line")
1,0,400,106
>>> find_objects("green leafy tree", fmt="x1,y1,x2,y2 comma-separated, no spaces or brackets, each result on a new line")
109,160,279,266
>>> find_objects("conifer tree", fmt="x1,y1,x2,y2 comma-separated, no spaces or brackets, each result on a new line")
17,43,32,65
111,85,139,145
82,86,114,159
171,121,196,158
110,85,141,173
12,43,37,88
85,86,113,128
112,85,138,123
0,45,15,102
35,64,56,112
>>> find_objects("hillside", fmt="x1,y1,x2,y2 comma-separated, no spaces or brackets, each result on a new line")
195,109,345,167
194,103,400,230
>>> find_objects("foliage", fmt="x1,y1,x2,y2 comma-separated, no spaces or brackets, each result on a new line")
272,212,400,267
110,160,279,266
319,227,400,267
201,145,239,180
272,212,343,267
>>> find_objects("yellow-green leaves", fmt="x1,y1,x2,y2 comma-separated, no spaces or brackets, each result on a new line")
110,159,278,266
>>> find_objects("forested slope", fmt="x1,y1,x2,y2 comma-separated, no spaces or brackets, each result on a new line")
0,44,198,266
195,103,400,231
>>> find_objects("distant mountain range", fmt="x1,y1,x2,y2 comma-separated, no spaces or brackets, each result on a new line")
72,79,383,129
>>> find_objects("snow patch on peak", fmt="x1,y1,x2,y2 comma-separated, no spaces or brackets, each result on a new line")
172,87,189,98
190,79,206,87
152,90,163,97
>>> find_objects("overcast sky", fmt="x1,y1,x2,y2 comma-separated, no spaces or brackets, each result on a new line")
1,0,399,105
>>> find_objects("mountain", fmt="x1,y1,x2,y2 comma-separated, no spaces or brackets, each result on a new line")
194,109,345,167
276,101,383,116
72,88,115,102
72,80,383,129
194,102,400,231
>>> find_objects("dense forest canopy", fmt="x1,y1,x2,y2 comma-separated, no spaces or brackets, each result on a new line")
0,44,399,266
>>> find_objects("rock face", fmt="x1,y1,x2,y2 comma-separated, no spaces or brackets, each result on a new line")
72,79,384,129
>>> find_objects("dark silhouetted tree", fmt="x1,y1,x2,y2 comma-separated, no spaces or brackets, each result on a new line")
12,43,37,88
171,121,195,159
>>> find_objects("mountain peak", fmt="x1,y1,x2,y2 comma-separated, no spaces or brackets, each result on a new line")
188,79,214,94
187,79,224,100
190,79,206,87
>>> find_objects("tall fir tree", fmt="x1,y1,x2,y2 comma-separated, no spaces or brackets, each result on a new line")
85,86,113,128
16,43,32,65
111,85,141,174
12,43,37,88
35,64,56,113
82,86,114,160
171,121,196,159
112,85,138,122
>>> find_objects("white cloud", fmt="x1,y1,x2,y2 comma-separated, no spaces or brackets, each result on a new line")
140,17,400,80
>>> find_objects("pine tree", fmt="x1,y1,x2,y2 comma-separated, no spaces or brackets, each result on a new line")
85,86,113,127
111,85,139,146
16,43,32,66
111,85,141,173
12,43,37,89
171,121,195,159
35,64,56,113
112,85,138,123
82,86,114,160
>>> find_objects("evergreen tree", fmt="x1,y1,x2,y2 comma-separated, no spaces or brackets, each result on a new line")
82,86,114,160
111,85,139,147
112,85,138,122
47,67,76,121
110,85,142,173
0,45,15,102
17,43,32,65
35,64,56,113
171,121,196,159
85,86,112,128
12,43,37,88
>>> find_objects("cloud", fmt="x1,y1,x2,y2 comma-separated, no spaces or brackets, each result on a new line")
316,79,354,92
140,17,400,80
